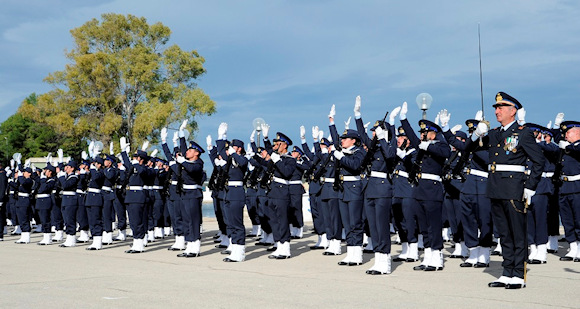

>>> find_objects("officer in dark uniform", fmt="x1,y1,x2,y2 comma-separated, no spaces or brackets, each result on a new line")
161,129,186,250
555,120,580,262
400,102,451,272
470,92,544,289
289,145,309,239
0,162,7,241
85,157,105,250
76,160,90,243
58,160,79,247
101,154,118,245
14,165,34,244
36,163,57,245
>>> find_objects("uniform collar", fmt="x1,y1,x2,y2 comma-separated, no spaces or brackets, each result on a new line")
501,120,516,131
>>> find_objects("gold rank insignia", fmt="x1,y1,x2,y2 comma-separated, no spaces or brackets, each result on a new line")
420,123,426,130
467,122,474,128
496,93,503,102
562,125,567,130
398,127,405,134
343,130,348,135
276,134,280,140
374,120,380,127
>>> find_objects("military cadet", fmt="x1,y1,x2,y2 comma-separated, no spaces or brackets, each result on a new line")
470,92,544,289
400,102,451,272
176,121,205,258
546,114,564,253
0,162,7,241
51,150,65,242
352,97,397,274
208,133,231,250
76,160,90,243
556,120,580,262
85,157,105,250
14,163,34,244
6,159,21,236
249,143,275,247
440,110,494,268
120,137,149,253
151,154,168,240
243,141,261,238
328,103,367,267
101,154,118,245
259,124,296,259
289,145,308,240
523,123,558,264
35,162,57,245
161,129,186,250
113,157,128,241
300,126,328,250
142,147,157,246
217,123,248,262
58,160,79,247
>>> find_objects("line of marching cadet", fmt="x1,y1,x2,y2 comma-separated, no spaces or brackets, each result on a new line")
1,94,579,283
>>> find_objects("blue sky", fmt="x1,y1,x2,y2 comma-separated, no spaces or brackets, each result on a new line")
1,0,579,153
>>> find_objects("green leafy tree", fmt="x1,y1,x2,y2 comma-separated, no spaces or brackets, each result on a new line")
0,94,83,163
20,13,215,151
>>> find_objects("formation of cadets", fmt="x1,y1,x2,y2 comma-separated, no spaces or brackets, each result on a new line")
1,92,580,289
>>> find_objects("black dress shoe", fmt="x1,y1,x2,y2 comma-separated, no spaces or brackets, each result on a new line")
268,254,278,259
529,259,546,264
547,249,558,253
560,256,574,261
574,258,580,262
223,257,240,262
363,249,374,254
310,245,325,250
405,258,419,262
474,262,489,268
491,251,501,256
275,255,290,259
177,252,188,257
59,244,73,248
348,262,362,266
213,234,221,239
393,257,406,262
215,244,228,249
124,249,143,254
505,283,525,289
246,234,257,238
413,265,426,271
266,246,277,252
290,236,301,240
366,270,388,275
424,266,443,271
488,281,506,288
37,243,50,246
460,262,475,267
323,251,339,256
86,247,100,251
213,239,221,243
168,247,185,251
449,254,466,259
338,261,349,266
185,253,200,258
221,250,231,255
255,241,272,246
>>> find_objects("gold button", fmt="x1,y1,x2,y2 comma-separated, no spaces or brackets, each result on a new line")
495,153,498,156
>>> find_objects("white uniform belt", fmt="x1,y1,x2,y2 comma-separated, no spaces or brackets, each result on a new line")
62,191,76,196
88,188,101,193
171,181,178,185
101,186,113,192
18,192,30,197
273,177,290,185
36,194,51,199
561,174,580,182
152,185,163,190
323,177,334,183
542,172,554,178
395,170,409,178
467,168,488,178
227,181,244,187
489,164,526,173
76,189,86,194
342,175,361,182
289,180,302,185
418,173,442,182
9,191,14,194
183,184,201,190
128,186,143,191
143,185,152,190
370,171,388,179
116,185,123,189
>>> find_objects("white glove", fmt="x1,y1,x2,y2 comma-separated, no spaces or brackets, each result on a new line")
13,153,22,165
57,149,63,163
389,106,401,125
57,171,66,178
88,141,95,158
250,130,255,143
261,123,270,138
396,148,406,159
150,149,158,157
312,126,320,141
523,188,535,205
474,122,489,137
546,121,552,129
141,140,149,151
439,109,450,128
400,102,408,120
161,127,168,143
120,137,129,152
517,107,526,125
450,124,463,134
271,152,281,163
246,144,255,157
354,95,361,118
554,112,564,128
419,141,430,151
81,151,88,160
318,130,324,141
300,125,306,140
214,158,226,167
109,141,114,155
333,150,344,160
218,122,228,140
176,155,186,164
328,104,336,120
46,153,52,164
5,167,11,177
475,110,483,121
559,140,570,149
172,132,179,145
327,134,333,143
179,119,188,138
375,126,386,140
227,146,236,155
434,112,440,126
344,117,351,130
206,135,213,150
10,159,14,169
363,122,371,132
90,163,96,170
79,168,87,174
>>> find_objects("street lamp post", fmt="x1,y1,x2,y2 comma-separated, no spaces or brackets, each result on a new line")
252,117,266,148
416,93,433,120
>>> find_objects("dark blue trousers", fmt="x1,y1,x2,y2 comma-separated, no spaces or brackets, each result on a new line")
528,194,548,245
339,199,364,246
225,199,245,245
365,196,392,253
